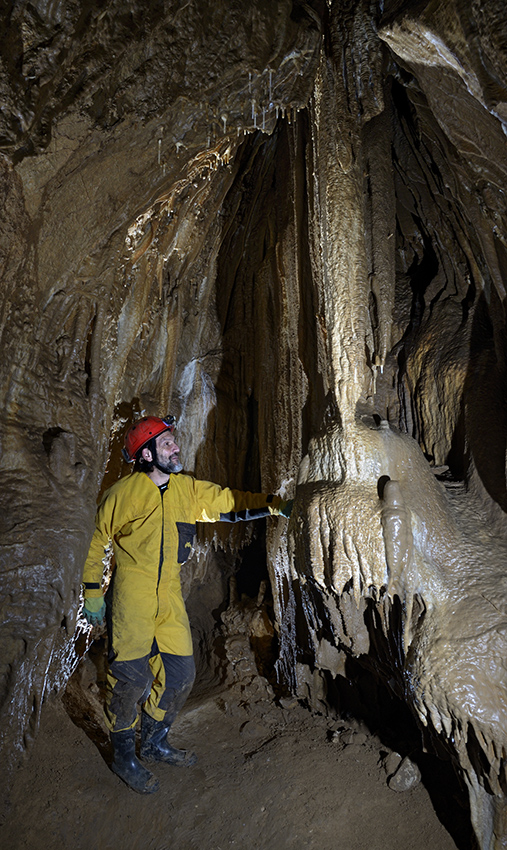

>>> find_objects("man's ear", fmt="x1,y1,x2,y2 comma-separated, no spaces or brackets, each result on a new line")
141,446,153,462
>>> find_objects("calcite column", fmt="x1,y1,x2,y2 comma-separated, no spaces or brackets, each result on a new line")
291,0,388,591
276,4,507,849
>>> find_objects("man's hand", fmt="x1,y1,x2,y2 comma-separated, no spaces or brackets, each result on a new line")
83,596,106,626
279,499,294,519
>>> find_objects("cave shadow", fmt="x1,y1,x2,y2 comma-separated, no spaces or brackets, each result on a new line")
323,658,476,850
463,289,507,511
61,633,113,767
446,397,467,481
190,111,323,493
294,588,477,850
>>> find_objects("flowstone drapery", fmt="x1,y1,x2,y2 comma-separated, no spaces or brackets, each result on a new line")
285,419,507,849
268,3,507,848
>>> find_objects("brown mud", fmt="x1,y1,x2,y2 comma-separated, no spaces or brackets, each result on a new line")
0,659,469,850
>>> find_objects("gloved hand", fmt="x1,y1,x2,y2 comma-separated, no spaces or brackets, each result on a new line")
279,499,294,519
83,596,106,626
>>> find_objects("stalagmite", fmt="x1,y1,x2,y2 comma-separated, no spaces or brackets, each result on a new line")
381,479,413,601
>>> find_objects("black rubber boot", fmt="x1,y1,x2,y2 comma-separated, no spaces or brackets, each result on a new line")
140,712,197,766
110,728,160,793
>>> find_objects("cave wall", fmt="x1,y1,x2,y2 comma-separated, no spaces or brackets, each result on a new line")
0,0,321,757
2,1,507,847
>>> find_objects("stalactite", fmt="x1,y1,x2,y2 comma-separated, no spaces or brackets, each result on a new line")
363,86,396,371
2,3,507,848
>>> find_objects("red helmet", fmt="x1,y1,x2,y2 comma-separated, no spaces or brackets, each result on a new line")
122,415,176,463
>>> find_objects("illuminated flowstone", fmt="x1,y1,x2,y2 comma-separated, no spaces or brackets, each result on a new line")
1,2,507,846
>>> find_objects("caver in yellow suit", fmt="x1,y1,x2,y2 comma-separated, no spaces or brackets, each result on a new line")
82,416,290,794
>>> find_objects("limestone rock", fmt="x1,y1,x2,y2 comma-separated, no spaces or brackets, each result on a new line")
387,757,422,793
1,2,507,848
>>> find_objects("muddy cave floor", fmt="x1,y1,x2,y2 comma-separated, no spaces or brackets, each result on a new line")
0,649,473,850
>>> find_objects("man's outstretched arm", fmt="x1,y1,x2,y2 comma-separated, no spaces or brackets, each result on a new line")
191,479,293,523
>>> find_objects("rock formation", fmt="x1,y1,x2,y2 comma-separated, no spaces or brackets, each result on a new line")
1,1,507,846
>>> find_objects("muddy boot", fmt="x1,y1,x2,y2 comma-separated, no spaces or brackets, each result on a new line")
140,712,197,766
111,728,160,793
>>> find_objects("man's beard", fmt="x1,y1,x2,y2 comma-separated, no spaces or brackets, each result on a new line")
153,447,182,475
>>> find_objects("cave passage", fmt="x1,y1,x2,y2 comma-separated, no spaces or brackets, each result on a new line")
2,2,507,849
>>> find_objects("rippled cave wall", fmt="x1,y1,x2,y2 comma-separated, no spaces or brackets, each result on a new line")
1,0,507,846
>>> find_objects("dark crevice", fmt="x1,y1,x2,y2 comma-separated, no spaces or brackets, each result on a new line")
42,426,66,455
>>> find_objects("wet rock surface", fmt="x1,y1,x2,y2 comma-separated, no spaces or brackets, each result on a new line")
1,1,507,847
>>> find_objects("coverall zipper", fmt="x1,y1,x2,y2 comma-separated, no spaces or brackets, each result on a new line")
156,485,166,616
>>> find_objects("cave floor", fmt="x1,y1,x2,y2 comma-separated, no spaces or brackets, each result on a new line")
1,665,465,850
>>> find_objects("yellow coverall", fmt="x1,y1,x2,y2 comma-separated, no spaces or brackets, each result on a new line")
83,470,284,729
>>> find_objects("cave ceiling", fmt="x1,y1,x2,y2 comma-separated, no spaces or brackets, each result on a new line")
1,1,507,847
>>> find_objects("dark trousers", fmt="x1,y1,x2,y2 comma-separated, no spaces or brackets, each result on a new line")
106,650,196,732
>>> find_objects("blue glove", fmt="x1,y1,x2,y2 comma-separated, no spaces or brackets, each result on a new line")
279,499,294,519
83,597,106,626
